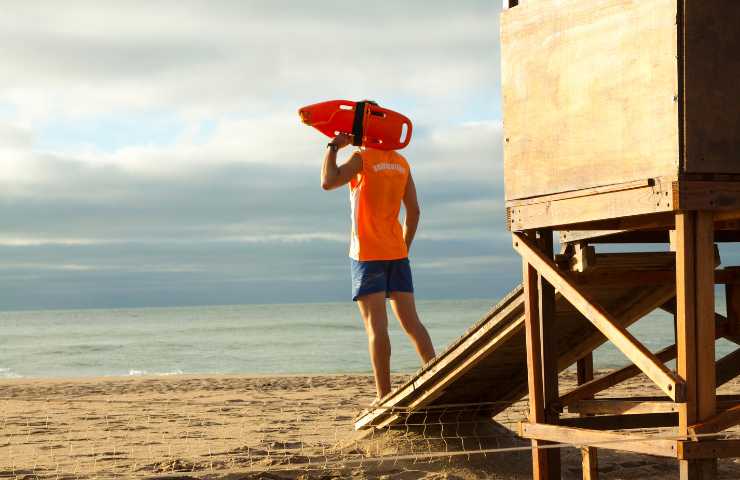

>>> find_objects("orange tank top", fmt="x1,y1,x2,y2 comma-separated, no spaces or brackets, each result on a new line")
349,148,409,261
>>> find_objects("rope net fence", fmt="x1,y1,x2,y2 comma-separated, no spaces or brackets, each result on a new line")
2,377,740,479
0,391,533,479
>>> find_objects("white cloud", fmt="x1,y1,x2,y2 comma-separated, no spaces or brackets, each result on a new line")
0,113,503,190
414,255,514,273
0,1,512,309
0,232,346,247
0,2,500,120
0,1,503,181
0,236,103,247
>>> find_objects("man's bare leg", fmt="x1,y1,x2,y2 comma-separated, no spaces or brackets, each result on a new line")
389,291,435,364
357,291,392,400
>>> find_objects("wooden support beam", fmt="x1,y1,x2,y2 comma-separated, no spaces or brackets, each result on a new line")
676,211,718,478
571,267,740,287
568,398,679,415
561,225,740,246
513,233,684,401
679,439,740,460
519,423,677,458
568,243,596,272
696,212,719,478
676,211,699,478
568,396,740,416
726,282,740,338
509,184,740,233
695,213,717,421
561,229,669,245
577,353,598,480
662,302,740,347
544,208,740,236
568,247,719,286
537,230,561,478
577,354,594,387
571,270,674,286
581,443,599,479
723,333,740,346
506,180,675,232
715,209,740,223
561,343,677,406
554,210,740,237
676,182,740,212
689,404,740,437
716,347,740,388
575,252,678,272
559,412,677,430
523,252,551,479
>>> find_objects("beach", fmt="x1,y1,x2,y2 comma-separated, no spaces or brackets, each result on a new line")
2,371,740,479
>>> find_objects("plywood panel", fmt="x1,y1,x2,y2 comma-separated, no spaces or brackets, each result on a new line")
682,0,740,174
501,0,680,201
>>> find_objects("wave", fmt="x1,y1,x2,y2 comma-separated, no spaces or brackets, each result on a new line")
127,368,184,377
0,367,22,379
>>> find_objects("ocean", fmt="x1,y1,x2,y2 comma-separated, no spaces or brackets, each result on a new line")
1,298,736,379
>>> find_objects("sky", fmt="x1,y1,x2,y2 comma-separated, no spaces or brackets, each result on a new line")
0,1,521,311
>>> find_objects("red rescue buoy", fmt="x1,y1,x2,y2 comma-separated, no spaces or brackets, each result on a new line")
298,100,412,150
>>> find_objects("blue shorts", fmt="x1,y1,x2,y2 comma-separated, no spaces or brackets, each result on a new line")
351,258,414,301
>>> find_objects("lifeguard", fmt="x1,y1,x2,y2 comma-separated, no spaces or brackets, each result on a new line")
319,121,435,403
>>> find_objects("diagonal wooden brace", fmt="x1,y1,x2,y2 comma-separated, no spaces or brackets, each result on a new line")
716,347,740,390
561,343,677,406
689,403,740,437
513,232,686,402
562,317,734,406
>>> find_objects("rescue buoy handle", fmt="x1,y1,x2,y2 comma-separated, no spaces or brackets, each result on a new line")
351,101,366,147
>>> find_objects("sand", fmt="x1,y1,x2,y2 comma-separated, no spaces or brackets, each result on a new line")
1,372,740,479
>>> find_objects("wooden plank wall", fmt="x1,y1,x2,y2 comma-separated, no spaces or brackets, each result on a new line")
682,0,740,175
501,0,679,201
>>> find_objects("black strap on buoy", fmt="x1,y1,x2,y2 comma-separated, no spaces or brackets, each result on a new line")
351,101,366,147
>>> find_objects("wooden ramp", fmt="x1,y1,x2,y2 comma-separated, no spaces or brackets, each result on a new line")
354,274,676,431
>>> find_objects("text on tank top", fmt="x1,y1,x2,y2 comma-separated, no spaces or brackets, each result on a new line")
348,149,409,261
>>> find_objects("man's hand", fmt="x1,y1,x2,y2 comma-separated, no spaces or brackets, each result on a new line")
330,133,353,149
321,134,362,190
402,174,420,251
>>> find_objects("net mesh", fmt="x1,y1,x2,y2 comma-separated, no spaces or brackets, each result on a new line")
2,375,740,479
0,394,533,479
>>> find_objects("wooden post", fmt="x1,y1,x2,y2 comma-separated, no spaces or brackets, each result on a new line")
676,211,717,479
695,212,717,477
726,283,740,339
523,233,551,480
577,353,599,480
538,230,561,478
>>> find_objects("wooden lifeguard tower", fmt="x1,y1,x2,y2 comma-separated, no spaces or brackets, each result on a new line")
501,0,740,478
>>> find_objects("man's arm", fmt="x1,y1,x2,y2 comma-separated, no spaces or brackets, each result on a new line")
321,133,363,190
402,174,420,252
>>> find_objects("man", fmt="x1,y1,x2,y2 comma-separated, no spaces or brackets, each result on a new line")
321,132,435,403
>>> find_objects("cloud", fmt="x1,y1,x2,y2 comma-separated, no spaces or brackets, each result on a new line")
0,1,513,310
0,116,513,309
414,255,516,272
0,1,501,120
